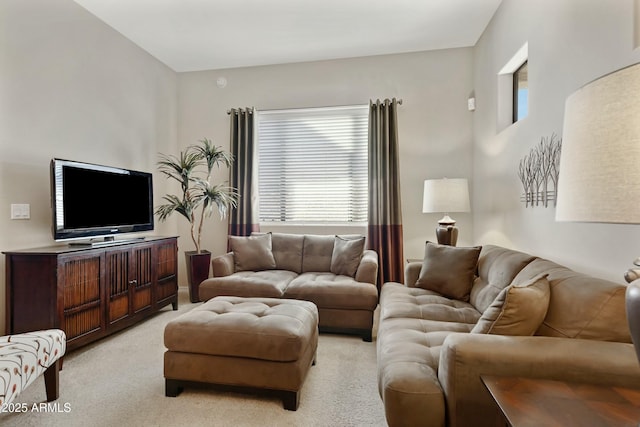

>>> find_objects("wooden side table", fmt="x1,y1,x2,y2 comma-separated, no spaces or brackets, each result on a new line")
481,375,640,427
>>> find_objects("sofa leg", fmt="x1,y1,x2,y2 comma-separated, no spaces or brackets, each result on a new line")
362,330,372,342
165,379,183,397
44,359,60,402
282,390,300,411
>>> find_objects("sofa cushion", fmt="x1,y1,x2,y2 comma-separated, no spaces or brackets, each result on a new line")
380,282,481,325
415,242,482,302
378,318,469,369
471,273,550,335
284,272,378,310
377,323,451,427
302,235,335,273
377,315,475,427
229,233,277,272
469,245,536,313
513,258,631,343
199,270,297,300
330,235,365,277
271,233,304,273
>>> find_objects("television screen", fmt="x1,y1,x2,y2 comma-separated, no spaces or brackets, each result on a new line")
51,159,154,242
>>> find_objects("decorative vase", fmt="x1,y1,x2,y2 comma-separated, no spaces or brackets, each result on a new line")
184,250,211,303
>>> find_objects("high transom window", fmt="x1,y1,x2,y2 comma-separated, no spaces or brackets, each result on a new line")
257,106,368,224
513,60,529,123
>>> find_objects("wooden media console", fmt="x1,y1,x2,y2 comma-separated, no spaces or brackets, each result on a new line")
4,236,178,351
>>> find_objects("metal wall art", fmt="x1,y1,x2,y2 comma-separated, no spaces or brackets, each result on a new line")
518,134,562,208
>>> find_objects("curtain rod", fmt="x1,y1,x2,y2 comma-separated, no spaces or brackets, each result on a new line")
227,99,403,115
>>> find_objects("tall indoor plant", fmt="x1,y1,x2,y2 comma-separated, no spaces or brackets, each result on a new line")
156,138,238,302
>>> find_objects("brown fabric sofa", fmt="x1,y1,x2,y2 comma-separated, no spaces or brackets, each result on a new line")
377,244,640,427
199,232,379,341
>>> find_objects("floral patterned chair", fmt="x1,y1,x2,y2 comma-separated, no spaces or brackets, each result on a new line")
0,329,66,410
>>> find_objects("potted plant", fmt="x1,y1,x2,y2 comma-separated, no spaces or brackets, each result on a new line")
155,138,238,302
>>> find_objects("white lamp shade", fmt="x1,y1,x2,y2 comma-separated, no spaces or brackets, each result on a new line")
422,178,471,213
556,63,640,224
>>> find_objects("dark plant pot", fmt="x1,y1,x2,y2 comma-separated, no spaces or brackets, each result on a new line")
184,250,211,303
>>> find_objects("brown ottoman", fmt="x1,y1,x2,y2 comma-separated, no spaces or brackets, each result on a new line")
164,296,318,410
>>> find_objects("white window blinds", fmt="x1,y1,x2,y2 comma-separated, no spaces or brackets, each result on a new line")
257,105,368,223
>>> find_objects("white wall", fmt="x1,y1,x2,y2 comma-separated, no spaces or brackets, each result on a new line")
177,49,475,262
472,0,640,282
0,0,178,333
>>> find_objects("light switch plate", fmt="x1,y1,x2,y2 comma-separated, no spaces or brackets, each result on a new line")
467,97,476,111
11,203,30,219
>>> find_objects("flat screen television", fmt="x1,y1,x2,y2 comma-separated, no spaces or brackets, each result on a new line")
51,158,154,244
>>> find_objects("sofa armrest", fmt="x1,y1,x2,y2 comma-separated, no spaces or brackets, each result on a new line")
211,252,235,277
355,249,378,285
438,333,640,427
404,261,422,287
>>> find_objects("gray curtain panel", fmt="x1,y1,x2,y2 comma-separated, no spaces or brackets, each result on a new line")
368,98,404,287
228,107,260,237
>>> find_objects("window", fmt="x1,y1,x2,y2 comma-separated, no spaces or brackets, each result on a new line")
497,42,528,131
257,106,368,224
513,60,528,123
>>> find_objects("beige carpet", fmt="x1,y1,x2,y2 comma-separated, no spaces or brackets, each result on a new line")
1,288,387,427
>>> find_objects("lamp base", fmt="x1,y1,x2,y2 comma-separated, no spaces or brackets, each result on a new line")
436,224,458,246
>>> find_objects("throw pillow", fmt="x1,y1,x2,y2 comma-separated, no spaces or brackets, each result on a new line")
270,232,304,273
302,235,335,272
471,272,550,335
330,235,365,277
229,233,277,272
415,242,482,301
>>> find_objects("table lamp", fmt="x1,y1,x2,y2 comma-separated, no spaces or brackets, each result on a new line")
556,62,640,362
422,178,470,246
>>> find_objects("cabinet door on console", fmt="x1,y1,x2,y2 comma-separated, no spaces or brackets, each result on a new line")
154,239,178,309
131,244,153,314
60,252,105,344
105,244,153,328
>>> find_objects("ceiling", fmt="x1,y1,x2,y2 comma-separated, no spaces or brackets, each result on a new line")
73,0,502,73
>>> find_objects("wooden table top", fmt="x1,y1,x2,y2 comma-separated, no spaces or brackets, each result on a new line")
481,376,640,427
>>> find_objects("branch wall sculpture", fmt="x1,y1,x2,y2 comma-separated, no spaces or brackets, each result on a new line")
518,134,562,208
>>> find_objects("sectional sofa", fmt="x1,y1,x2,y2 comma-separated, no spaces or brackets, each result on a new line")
377,243,640,427
199,232,379,341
